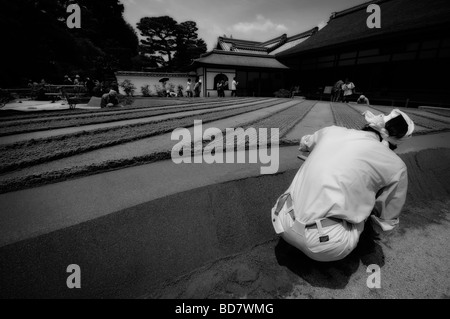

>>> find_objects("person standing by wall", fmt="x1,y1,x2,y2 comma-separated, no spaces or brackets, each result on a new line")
231,77,238,97
332,79,344,102
291,85,300,98
223,80,228,97
194,79,202,97
217,80,223,97
186,79,193,98
342,78,355,103
85,77,95,96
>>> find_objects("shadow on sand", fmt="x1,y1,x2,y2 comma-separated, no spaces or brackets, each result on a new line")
274,220,384,289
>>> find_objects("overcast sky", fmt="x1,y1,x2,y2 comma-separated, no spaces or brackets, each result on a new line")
121,0,370,50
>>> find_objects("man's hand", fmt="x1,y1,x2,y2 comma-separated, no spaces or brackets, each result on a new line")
299,134,314,152
299,144,308,152
297,149,310,161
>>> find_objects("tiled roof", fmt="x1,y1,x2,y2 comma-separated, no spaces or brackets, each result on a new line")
233,48,268,55
215,27,317,56
193,50,289,69
260,35,287,47
270,37,308,55
278,0,450,57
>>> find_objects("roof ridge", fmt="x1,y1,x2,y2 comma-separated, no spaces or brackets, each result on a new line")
266,35,288,53
259,34,286,47
286,27,318,41
233,44,268,52
205,49,279,59
218,37,261,45
331,0,390,19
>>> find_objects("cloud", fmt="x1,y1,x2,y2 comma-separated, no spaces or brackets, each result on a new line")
230,15,287,34
203,24,226,49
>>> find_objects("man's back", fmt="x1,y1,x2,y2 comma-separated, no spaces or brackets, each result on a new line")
289,126,407,225
100,93,119,108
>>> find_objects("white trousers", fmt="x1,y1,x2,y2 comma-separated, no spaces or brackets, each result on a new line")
272,193,365,262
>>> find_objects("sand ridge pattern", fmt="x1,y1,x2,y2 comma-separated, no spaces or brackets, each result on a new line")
1,99,449,195
0,97,449,298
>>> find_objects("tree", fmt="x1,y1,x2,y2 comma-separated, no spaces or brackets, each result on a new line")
137,16,178,69
137,17,207,71
172,21,207,71
0,0,139,87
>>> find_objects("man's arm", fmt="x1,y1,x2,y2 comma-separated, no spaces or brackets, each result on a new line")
299,127,330,152
371,167,408,231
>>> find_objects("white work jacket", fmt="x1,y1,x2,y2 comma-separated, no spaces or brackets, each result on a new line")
288,126,408,231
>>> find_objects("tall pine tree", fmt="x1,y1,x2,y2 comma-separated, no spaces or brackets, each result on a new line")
0,0,139,86
173,21,207,71
137,17,207,71
137,16,178,70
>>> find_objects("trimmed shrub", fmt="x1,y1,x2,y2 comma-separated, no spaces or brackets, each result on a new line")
154,84,166,97
141,85,151,97
119,79,136,96
118,94,134,106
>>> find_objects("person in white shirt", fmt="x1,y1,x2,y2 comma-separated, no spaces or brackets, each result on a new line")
341,78,355,103
272,109,414,262
186,79,193,98
231,77,238,97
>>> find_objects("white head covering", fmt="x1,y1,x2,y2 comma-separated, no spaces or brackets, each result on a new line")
362,109,414,146
109,90,117,96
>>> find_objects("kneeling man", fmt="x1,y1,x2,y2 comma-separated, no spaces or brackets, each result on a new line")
101,90,120,108
272,109,414,261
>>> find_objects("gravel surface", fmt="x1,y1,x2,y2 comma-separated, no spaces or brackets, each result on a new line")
0,100,281,173
0,98,259,136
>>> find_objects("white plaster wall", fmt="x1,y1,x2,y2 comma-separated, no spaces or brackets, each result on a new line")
115,73,193,96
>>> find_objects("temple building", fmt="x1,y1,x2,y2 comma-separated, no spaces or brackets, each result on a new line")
276,0,450,107
117,0,450,106
187,28,317,97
